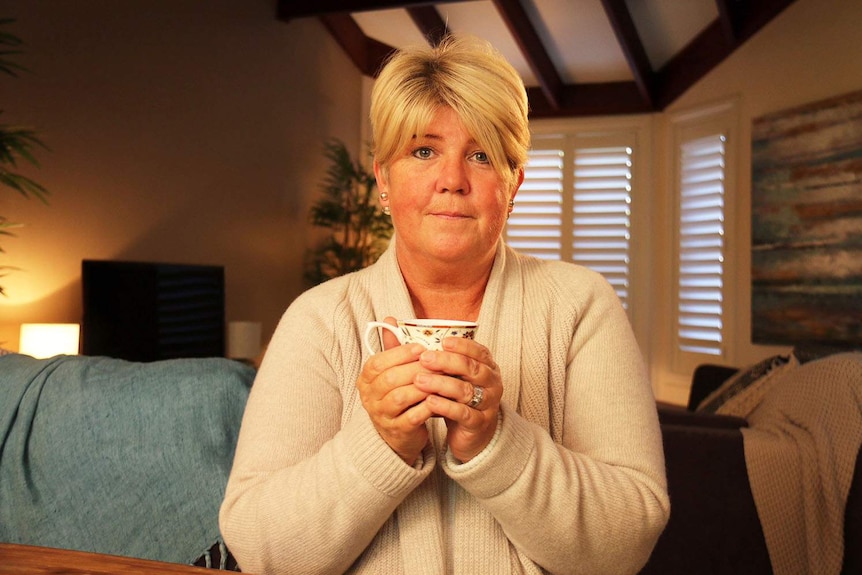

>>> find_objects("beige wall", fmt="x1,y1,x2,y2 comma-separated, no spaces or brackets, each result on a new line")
652,0,862,402
2,0,859,397
0,1,363,349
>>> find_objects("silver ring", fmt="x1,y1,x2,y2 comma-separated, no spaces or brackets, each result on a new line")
467,385,484,409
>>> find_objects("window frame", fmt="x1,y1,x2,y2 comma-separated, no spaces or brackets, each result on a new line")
516,115,654,357
669,100,740,374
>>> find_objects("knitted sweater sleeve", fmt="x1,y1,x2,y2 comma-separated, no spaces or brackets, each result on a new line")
444,265,670,575
218,282,432,575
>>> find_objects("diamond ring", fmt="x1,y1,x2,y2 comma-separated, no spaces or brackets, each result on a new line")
467,385,484,409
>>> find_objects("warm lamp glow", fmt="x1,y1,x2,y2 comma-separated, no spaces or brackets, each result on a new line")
19,323,81,358
227,321,262,360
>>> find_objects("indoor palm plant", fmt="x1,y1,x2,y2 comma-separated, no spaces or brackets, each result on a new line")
304,139,393,285
0,18,49,295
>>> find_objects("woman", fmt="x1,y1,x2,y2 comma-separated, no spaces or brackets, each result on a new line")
220,36,669,575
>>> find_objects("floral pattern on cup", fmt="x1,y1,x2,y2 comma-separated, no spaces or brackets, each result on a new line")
364,319,478,354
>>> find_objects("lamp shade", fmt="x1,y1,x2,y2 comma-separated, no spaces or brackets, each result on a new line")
20,323,81,358
227,321,262,360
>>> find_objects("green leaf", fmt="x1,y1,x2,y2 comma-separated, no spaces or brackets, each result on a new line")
0,19,50,295
0,19,27,77
304,139,393,285
0,121,50,202
0,170,49,202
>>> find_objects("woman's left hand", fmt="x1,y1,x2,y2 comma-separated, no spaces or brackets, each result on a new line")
412,337,502,463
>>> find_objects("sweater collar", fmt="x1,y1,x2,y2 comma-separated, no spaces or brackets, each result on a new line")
370,238,524,411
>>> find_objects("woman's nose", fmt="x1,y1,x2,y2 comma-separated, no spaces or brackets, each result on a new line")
438,157,469,195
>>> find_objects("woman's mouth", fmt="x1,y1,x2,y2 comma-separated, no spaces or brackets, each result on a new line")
430,211,471,220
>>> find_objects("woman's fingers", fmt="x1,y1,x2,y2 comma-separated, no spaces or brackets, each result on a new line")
414,339,501,407
411,337,503,462
357,343,434,464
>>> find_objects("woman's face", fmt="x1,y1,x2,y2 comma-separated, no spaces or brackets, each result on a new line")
374,107,522,269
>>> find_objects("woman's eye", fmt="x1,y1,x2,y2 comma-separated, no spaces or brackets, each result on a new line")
413,147,433,159
472,151,490,164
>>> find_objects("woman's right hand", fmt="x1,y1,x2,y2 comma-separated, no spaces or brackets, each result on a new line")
357,318,434,465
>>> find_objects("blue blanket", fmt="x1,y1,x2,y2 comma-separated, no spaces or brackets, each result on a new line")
0,353,253,564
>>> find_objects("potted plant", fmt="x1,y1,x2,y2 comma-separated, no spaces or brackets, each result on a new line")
304,139,393,285
1,18,49,295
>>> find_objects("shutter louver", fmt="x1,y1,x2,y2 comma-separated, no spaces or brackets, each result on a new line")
507,140,634,309
507,148,564,260
678,134,726,355
572,146,632,309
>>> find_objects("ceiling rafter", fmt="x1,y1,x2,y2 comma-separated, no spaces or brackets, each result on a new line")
735,0,796,41
316,12,393,77
599,0,655,108
407,6,449,46
279,1,463,21
491,0,564,111
715,0,743,44
655,0,798,109
277,0,800,118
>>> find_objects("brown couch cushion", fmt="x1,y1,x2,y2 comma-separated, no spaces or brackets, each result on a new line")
639,424,772,574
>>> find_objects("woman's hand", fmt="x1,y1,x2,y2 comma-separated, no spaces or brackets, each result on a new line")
412,337,502,463
357,318,434,466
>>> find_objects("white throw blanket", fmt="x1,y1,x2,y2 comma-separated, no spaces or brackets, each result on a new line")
741,352,862,575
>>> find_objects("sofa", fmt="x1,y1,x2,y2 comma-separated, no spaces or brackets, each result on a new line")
641,350,862,575
0,352,253,570
4,349,861,574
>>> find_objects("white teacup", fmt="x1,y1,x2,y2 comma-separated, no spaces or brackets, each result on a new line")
364,319,478,354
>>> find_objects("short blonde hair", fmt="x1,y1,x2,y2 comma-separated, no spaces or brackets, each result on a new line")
370,35,530,192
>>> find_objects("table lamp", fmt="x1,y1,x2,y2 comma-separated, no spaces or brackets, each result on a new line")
227,321,262,365
19,323,81,358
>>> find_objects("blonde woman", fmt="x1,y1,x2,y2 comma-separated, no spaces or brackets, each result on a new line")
220,35,669,575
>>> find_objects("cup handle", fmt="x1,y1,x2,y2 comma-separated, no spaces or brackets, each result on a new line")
364,321,403,355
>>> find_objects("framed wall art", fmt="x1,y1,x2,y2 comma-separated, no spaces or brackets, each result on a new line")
751,89,862,346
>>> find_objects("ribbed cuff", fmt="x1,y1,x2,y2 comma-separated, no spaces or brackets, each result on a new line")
342,407,435,496
443,405,536,499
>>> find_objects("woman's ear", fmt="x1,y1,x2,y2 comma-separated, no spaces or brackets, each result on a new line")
373,159,387,189
374,160,390,196
374,160,391,213
512,168,525,201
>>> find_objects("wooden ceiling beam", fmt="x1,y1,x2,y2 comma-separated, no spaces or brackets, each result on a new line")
317,13,395,77
279,0,461,21
492,0,564,111
283,0,800,117
528,82,652,119
407,6,449,46
655,0,798,109
599,0,656,109
734,0,798,42
714,0,742,45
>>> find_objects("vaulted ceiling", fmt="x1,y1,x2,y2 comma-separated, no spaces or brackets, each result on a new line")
279,0,798,118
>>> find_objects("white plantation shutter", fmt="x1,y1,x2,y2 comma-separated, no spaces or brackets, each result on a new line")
507,136,633,309
677,134,726,356
572,146,632,309
507,147,565,259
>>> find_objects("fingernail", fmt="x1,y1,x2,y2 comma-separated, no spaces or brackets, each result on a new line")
421,350,436,362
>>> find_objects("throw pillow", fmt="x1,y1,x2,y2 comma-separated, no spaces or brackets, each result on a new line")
696,354,797,416
715,355,799,418
793,343,861,364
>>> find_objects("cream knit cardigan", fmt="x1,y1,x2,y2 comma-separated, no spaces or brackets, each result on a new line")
220,240,669,575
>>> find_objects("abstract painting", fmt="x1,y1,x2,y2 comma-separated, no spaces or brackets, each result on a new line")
751,89,862,346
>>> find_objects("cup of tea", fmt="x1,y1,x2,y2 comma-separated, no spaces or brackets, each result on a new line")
364,319,478,355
